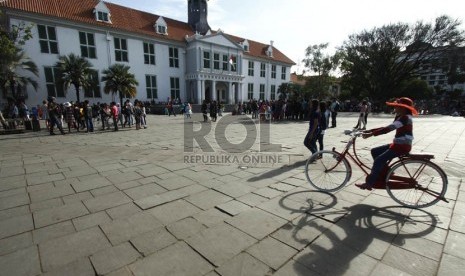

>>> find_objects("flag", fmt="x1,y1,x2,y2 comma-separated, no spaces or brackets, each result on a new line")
229,55,235,70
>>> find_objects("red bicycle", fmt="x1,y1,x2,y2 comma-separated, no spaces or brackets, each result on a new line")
305,130,448,208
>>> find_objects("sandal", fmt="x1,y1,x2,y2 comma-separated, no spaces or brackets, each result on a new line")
355,183,373,191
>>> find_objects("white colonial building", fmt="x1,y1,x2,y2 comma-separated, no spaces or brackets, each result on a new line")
0,0,295,106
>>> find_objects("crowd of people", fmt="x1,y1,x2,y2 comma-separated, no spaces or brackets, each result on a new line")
1,97,149,135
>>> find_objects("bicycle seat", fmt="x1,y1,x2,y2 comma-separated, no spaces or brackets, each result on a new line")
405,153,435,160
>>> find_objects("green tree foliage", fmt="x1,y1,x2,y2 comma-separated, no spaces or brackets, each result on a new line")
399,79,433,100
0,48,38,100
101,64,138,106
1,12,36,101
338,15,465,101
302,43,340,99
55,54,93,103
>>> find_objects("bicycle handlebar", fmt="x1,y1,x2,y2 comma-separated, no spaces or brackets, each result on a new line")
344,130,364,138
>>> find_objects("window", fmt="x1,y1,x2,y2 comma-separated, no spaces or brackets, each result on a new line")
157,25,167,34
247,83,254,100
260,63,266,78
244,45,249,52
143,42,155,65
271,65,276,79
213,53,220,70
281,67,286,80
429,75,436,80
170,77,180,99
270,85,276,100
38,25,58,54
429,81,435,85
97,11,109,22
79,32,96,59
248,61,254,76
44,67,64,98
259,84,265,100
84,70,101,98
146,75,158,99
114,38,128,62
203,51,211,69
169,47,179,68
222,54,228,71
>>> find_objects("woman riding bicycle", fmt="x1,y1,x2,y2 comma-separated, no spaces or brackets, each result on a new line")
356,97,418,190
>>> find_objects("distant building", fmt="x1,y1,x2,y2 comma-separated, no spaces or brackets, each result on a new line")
0,0,295,105
415,46,465,94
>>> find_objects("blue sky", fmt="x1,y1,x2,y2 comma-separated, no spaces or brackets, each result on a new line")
106,0,465,73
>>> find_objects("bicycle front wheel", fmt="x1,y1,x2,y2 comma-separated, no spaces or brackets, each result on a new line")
305,150,351,192
386,159,447,208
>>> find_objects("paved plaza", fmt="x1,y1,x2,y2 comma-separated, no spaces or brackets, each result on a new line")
0,113,464,276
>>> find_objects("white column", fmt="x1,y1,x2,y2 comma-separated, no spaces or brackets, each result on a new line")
238,83,243,103
212,80,217,101
201,80,205,103
228,82,234,104
196,80,202,104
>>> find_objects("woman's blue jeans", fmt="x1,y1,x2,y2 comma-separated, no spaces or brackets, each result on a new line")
304,130,319,154
366,144,402,186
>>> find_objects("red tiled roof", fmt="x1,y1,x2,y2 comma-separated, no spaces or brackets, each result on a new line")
1,0,295,65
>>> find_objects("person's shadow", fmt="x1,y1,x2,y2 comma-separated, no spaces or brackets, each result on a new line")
248,160,306,182
279,191,437,275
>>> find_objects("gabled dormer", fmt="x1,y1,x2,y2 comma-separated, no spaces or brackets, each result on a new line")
266,40,274,58
154,17,168,35
94,1,111,23
242,39,250,52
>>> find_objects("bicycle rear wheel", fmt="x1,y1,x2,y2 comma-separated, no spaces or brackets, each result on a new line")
305,150,351,192
386,159,447,208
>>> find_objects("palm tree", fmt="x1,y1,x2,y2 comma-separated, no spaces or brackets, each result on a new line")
55,53,93,103
101,63,138,106
0,48,38,101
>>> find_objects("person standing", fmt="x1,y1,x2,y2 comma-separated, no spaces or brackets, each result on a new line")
111,102,119,131
329,98,340,128
47,97,65,135
303,99,320,155
133,100,143,130
83,100,94,132
210,100,218,122
201,100,208,122
364,97,372,128
63,102,75,133
318,101,328,151
141,103,147,129
354,100,368,130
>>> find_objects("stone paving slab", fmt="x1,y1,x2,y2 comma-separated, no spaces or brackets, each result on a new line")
1,114,464,276
129,241,213,276
186,223,257,267
33,201,89,228
100,212,163,245
90,242,141,275
0,246,41,276
39,227,111,272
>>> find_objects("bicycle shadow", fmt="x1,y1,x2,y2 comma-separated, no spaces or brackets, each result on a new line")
279,191,438,275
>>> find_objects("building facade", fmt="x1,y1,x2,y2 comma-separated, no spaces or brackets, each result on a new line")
0,0,295,106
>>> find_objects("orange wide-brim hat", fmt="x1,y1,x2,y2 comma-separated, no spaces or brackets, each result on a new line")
386,97,418,115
